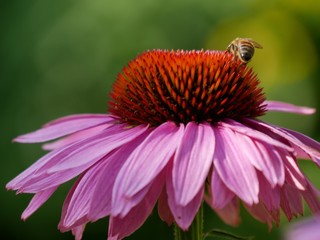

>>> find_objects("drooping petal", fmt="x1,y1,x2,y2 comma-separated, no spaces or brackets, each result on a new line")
280,185,303,221
108,171,165,240
21,186,58,220
43,114,113,127
222,120,293,152
226,125,285,188
245,119,320,161
173,122,214,206
158,188,174,225
264,101,316,115
14,114,115,143
88,132,149,221
112,122,184,217
213,126,259,205
253,142,285,187
281,151,307,190
291,145,311,160
6,148,68,191
222,120,286,187
48,125,148,172
281,127,320,166
214,198,241,227
285,185,304,217
59,176,85,232
232,134,265,171
72,225,86,240
244,202,275,230
167,172,204,230
42,123,110,150
6,124,127,190
301,180,320,214
61,160,107,228
10,124,148,193
210,170,235,209
257,173,280,214
63,158,162,232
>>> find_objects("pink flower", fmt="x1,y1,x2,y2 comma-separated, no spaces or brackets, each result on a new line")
6,50,320,239
285,216,320,240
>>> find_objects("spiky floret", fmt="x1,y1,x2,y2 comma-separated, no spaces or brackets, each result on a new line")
109,50,266,126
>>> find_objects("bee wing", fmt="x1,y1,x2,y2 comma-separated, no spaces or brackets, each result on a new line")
250,40,263,49
241,38,263,49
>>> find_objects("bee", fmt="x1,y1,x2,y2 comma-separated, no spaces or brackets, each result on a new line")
226,38,263,63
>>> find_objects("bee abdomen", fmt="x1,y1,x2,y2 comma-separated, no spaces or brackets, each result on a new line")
239,44,255,62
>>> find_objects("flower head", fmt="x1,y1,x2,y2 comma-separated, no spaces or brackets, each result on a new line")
6,49,320,239
109,50,266,126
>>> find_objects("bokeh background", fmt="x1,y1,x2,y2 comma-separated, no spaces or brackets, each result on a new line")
1,0,320,239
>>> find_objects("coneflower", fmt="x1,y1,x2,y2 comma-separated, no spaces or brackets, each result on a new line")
7,47,320,240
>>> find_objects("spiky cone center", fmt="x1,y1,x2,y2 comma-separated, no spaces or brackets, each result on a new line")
109,50,266,126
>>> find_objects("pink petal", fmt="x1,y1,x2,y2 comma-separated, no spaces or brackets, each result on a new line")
158,188,174,225
88,133,148,221
62,147,152,229
72,225,86,240
286,216,320,240
115,184,152,219
59,179,93,232
282,152,307,190
253,142,285,187
62,162,105,227
225,127,285,188
7,124,128,190
48,125,148,172
222,120,293,152
21,186,57,220
280,185,303,220
245,119,320,160
108,172,164,240
213,126,259,205
244,202,274,230
14,114,114,143
173,122,214,206
210,170,235,209
222,120,286,188
281,127,320,166
166,166,203,230
257,173,280,213
214,198,241,227
7,149,65,191
264,101,316,115
232,134,265,171
16,125,148,193
112,122,184,217
285,185,304,217
301,181,320,214
291,145,311,159
59,177,84,231
43,114,113,127
42,123,110,150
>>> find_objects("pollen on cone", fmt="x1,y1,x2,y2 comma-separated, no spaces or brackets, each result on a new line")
109,50,266,126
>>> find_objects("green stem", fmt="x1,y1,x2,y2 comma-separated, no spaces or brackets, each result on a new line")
174,204,204,240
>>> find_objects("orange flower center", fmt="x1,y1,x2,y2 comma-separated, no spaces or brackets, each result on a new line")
109,50,266,126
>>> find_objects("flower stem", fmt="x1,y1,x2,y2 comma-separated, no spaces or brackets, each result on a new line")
174,204,204,240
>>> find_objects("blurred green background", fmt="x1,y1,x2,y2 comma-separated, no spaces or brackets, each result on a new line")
1,0,320,239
